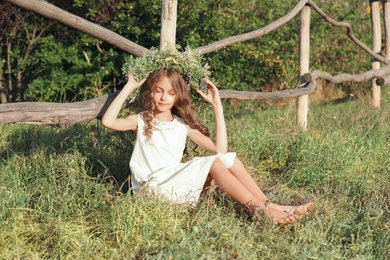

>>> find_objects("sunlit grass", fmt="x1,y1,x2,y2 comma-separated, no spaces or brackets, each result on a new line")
0,92,389,259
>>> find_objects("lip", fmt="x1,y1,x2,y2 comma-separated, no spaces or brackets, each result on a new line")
158,102,169,106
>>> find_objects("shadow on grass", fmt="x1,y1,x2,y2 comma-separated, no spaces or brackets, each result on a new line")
0,120,135,193
320,94,357,105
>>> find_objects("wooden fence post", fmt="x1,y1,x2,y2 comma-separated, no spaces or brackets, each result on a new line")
370,0,382,108
384,1,390,69
297,5,311,129
160,0,178,51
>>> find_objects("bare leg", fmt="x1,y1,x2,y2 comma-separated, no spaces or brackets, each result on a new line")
208,158,297,224
218,157,312,215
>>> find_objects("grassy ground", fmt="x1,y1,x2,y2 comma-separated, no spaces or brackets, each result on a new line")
0,91,389,259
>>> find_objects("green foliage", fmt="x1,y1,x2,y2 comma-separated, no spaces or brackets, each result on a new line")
0,93,389,258
24,32,119,102
176,0,301,91
310,1,372,75
0,0,377,101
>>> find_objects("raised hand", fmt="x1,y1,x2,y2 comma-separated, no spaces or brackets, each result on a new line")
196,79,221,107
125,74,147,90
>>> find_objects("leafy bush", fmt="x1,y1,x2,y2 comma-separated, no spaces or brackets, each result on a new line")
2,0,376,101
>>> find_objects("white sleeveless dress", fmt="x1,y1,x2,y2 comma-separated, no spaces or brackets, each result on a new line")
130,112,236,205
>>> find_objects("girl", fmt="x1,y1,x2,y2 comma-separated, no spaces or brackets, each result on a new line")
102,69,312,225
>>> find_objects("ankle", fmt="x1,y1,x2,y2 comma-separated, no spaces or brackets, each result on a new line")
248,199,271,214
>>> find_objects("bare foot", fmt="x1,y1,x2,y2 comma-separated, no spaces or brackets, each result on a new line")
254,206,298,225
269,202,313,216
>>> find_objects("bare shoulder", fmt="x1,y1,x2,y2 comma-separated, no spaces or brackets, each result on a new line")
102,113,139,131
127,114,138,121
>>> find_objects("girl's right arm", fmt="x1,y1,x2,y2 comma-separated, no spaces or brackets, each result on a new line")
101,74,145,131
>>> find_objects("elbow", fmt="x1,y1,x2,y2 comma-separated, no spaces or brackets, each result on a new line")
100,117,112,129
215,147,228,154
220,149,228,154
213,142,228,154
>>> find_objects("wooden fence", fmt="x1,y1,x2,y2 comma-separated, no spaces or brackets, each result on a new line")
1,0,390,128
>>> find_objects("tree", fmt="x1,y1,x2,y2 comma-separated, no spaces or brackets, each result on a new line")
1,0,389,127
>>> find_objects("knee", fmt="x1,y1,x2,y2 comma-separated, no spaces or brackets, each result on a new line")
210,158,229,174
211,157,225,169
209,158,230,178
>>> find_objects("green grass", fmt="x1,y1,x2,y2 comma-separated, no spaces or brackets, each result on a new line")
1,92,389,259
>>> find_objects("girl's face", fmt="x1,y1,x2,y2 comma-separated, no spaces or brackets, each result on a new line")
153,76,177,114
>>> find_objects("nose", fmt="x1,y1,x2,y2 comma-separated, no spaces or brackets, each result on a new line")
160,92,167,101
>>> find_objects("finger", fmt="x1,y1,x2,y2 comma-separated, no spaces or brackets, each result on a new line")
139,77,147,85
204,79,213,85
197,90,212,102
204,79,217,89
196,88,207,98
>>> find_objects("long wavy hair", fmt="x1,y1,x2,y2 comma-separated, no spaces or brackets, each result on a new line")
139,68,209,140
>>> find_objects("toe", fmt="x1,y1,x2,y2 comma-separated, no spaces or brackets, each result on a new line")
294,202,313,215
277,214,295,225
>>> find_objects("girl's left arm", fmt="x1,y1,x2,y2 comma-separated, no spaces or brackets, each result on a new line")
210,93,228,153
188,79,228,153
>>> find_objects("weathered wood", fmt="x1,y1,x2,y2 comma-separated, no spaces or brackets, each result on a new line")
5,0,150,57
380,75,390,85
371,0,382,107
160,0,177,51
0,83,316,127
219,82,315,99
0,53,5,103
384,0,390,86
0,92,121,128
310,64,390,82
376,77,385,86
297,5,311,129
385,0,390,59
5,61,390,127
3,0,390,128
301,73,312,83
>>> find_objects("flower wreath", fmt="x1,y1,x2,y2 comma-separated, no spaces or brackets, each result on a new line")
122,45,211,101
